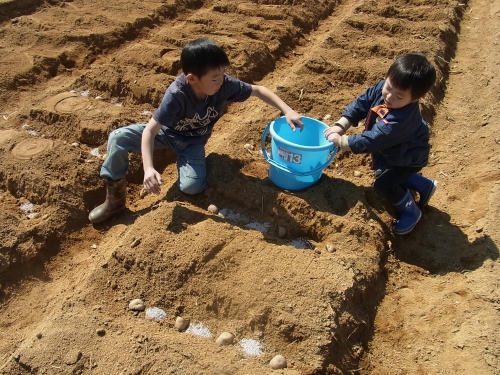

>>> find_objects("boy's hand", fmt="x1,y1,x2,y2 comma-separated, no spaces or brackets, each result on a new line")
249,85,303,131
324,124,346,137
324,131,341,148
284,110,304,132
143,168,163,195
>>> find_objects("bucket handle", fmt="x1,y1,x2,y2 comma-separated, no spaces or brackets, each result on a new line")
261,121,338,177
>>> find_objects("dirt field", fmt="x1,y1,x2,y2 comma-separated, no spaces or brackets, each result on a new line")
0,0,499,374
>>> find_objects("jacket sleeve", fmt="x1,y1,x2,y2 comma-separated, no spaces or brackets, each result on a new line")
347,103,421,154
348,121,400,153
341,80,385,126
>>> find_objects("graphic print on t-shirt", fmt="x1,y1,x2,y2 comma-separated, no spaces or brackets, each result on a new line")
175,107,219,135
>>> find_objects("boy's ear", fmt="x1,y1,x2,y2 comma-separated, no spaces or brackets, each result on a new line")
186,73,197,83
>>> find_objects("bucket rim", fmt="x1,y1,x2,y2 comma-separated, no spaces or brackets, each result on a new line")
269,116,334,151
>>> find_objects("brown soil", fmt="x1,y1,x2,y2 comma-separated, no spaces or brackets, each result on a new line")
0,0,499,374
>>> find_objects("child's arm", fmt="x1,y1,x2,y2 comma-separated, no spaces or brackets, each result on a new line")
250,85,303,131
324,117,353,137
324,131,351,151
324,117,353,151
324,81,384,151
141,117,164,194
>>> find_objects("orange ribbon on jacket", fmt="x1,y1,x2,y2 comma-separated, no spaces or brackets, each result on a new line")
363,104,390,168
364,104,390,131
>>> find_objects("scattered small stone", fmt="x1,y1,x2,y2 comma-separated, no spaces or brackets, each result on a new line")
71,142,80,147
64,349,82,365
36,333,42,339
216,332,235,346
96,328,106,336
244,143,254,151
129,299,145,311
475,218,487,233
353,170,362,177
175,316,190,331
91,244,97,249
140,188,148,199
207,204,218,214
323,114,332,120
325,243,336,253
131,238,141,248
27,213,40,220
269,354,287,369
278,226,286,238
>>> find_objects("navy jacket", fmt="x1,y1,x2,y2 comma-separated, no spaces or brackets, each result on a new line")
343,80,430,171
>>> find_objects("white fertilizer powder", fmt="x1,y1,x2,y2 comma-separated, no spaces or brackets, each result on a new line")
244,221,270,233
218,208,269,232
186,322,212,338
218,208,241,221
240,338,262,356
287,237,312,250
144,307,166,320
20,202,34,214
90,148,101,157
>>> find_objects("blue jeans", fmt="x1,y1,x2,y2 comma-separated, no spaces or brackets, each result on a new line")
374,166,422,203
100,124,206,194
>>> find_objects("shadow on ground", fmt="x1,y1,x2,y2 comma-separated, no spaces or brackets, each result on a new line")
391,207,498,273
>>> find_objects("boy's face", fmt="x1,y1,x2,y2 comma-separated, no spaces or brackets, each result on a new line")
382,77,415,109
187,66,225,98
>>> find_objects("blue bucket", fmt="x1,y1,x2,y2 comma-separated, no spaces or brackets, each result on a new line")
261,116,338,190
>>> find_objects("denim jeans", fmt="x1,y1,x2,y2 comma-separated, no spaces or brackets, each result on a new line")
374,166,422,204
100,124,206,194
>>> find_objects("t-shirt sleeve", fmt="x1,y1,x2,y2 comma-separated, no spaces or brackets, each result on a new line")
224,75,253,103
152,90,183,128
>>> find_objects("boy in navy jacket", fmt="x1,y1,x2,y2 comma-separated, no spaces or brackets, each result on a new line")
324,53,437,235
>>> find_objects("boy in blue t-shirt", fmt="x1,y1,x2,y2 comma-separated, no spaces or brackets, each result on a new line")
89,38,303,223
324,53,437,235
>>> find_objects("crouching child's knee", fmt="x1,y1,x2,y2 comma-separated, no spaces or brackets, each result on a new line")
179,178,206,195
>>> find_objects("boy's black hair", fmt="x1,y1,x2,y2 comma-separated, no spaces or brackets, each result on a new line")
386,53,436,100
181,38,230,78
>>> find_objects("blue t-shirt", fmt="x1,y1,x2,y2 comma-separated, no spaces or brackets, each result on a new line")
153,73,253,144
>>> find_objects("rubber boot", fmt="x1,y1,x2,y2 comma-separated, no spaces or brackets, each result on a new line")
89,178,127,223
393,189,422,235
403,174,438,207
